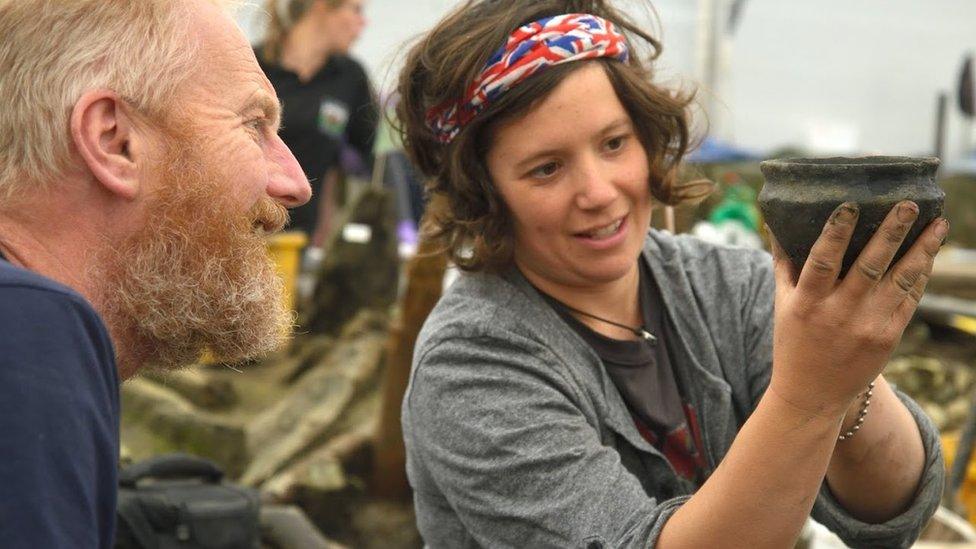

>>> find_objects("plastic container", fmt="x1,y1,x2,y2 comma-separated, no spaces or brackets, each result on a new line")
943,432,976,526
265,231,308,313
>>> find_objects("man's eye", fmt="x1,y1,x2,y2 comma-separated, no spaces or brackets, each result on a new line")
530,162,560,179
245,118,266,132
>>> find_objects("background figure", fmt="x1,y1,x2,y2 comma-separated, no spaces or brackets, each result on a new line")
257,0,378,248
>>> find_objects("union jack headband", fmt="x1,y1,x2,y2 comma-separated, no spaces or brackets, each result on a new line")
425,13,630,144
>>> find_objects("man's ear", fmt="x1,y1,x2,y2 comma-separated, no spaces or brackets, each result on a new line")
70,90,147,201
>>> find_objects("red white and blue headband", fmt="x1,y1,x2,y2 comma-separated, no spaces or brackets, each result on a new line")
425,13,630,144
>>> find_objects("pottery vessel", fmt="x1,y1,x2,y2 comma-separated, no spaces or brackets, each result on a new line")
758,156,944,276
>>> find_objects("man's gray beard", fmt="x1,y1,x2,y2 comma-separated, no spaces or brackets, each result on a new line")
99,153,293,376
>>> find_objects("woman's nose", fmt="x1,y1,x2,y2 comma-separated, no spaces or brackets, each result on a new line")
574,157,619,211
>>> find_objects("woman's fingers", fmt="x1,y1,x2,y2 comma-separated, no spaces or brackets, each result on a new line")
842,201,919,296
882,218,948,322
795,202,858,297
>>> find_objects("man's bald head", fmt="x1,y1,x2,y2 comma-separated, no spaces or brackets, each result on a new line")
0,0,239,206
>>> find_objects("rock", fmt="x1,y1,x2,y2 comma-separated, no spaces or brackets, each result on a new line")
283,336,336,385
938,176,976,249
299,188,399,338
922,402,948,430
243,377,355,486
350,500,423,549
140,367,238,410
338,310,390,340
261,417,378,545
120,378,247,476
264,452,347,501
260,504,349,549
947,398,972,429
262,417,376,502
895,321,931,356
955,364,975,395
886,354,976,432
241,322,387,486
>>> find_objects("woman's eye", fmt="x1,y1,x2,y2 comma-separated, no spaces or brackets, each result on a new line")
530,162,560,179
605,135,628,152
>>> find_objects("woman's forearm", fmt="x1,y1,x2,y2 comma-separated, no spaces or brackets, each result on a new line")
825,375,925,523
657,387,846,549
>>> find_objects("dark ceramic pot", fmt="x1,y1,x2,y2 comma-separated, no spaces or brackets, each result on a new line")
758,156,944,276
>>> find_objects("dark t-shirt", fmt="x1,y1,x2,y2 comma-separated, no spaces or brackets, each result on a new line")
257,50,378,235
0,254,120,548
544,262,707,484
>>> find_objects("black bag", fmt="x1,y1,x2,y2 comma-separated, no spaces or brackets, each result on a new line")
116,453,261,549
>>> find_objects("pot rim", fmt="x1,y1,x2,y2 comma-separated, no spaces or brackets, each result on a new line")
761,155,939,170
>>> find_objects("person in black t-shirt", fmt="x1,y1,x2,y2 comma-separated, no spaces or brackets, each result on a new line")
0,2,311,546
256,0,378,247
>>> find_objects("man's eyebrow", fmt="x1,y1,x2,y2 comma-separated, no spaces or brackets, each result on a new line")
243,93,282,127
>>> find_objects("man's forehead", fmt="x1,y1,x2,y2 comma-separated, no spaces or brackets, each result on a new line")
182,0,251,61
180,0,276,102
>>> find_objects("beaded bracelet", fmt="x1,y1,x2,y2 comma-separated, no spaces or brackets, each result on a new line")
838,381,875,441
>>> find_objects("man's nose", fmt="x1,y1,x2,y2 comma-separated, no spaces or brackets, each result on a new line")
266,135,312,208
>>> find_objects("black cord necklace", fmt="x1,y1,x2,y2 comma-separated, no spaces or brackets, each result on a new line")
556,301,657,343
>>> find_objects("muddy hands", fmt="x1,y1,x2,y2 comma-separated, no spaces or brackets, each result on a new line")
767,200,948,419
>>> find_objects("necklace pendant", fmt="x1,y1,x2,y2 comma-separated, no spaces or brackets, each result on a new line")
639,329,657,343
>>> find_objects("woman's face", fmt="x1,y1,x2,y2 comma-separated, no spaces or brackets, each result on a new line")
321,0,367,53
485,63,652,292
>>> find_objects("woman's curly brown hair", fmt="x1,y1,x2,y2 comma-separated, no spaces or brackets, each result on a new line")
394,0,710,272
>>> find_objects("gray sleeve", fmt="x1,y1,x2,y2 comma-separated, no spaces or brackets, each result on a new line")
810,390,945,548
406,332,686,549
742,250,775,408
741,252,944,547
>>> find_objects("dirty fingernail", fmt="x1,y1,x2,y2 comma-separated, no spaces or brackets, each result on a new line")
897,201,919,223
935,218,949,242
831,202,859,225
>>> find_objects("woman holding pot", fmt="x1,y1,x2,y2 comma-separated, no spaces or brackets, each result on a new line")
397,1,947,547
257,0,377,247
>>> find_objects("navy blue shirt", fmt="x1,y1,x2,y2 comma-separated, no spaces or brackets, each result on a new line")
0,256,120,548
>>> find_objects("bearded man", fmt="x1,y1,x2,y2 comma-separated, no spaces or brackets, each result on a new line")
0,0,311,546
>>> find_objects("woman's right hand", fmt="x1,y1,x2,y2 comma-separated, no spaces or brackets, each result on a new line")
766,200,947,419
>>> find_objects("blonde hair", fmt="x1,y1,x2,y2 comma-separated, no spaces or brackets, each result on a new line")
0,0,236,203
260,0,344,63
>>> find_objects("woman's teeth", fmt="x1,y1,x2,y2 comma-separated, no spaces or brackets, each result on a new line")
585,219,622,238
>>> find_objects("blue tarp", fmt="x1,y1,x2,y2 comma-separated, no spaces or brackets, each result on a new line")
686,136,762,164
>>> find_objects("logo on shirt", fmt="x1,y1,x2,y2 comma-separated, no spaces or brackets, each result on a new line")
317,99,350,138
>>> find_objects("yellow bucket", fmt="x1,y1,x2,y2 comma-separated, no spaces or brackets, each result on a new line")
200,231,308,364
942,432,976,525
265,231,308,313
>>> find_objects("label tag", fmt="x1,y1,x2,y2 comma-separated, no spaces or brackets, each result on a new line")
342,223,372,244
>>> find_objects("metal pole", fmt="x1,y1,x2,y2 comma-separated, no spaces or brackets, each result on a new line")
935,92,948,161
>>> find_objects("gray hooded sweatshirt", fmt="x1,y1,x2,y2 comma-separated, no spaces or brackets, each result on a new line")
402,230,943,548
